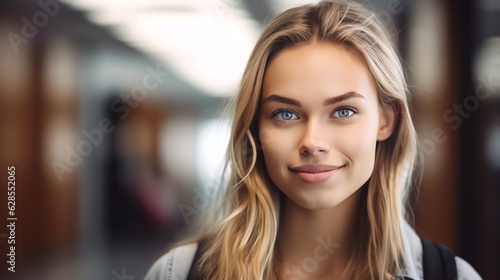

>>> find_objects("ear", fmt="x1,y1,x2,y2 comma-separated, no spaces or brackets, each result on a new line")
377,104,397,141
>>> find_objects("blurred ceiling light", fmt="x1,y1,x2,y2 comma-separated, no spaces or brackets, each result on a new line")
60,0,260,97
60,0,208,12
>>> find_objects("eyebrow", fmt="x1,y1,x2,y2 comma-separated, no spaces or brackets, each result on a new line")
261,91,366,107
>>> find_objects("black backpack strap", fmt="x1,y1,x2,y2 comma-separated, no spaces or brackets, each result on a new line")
421,237,458,280
437,242,458,280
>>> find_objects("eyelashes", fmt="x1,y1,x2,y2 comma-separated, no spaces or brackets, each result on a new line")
272,110,299,121
332,107,357,119
271,107,358,122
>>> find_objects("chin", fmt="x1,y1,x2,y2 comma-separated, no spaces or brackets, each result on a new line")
282,184,363,210
288,194,347,210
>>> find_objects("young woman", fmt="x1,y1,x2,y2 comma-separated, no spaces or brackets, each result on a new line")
145,0,482,279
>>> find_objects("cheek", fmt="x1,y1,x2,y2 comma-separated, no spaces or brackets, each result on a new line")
259,126,287,164
258,123,297,186
342,126,377,154
258,126,277,149
338,120,379,177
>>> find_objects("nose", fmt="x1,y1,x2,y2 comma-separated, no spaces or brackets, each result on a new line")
299,120,330,156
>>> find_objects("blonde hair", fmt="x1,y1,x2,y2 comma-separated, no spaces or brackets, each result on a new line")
180,0,418,279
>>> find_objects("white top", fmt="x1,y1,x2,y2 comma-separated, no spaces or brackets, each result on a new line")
144,220,482,280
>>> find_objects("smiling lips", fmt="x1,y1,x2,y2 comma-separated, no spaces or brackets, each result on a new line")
289,164,344,184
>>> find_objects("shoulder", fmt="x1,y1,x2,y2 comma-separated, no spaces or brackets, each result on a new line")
455,256,482,280
399,220,482,280
144,243,198,280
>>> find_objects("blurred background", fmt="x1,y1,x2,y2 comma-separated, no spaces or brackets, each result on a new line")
0,0,499,279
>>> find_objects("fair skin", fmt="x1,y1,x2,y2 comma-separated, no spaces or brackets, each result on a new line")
257,41,396,279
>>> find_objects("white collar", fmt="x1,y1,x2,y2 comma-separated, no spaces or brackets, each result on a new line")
399,218,424,280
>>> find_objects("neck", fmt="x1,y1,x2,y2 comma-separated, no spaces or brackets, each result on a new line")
276,185,365,279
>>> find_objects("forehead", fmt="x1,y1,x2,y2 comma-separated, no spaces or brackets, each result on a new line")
261,42,377,101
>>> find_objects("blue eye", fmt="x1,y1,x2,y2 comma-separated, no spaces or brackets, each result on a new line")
272,110,299,121
332,107,356,119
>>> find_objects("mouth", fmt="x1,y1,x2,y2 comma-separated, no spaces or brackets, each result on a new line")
289,164,345,184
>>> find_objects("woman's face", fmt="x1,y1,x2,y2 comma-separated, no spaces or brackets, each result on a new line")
257,42,395,209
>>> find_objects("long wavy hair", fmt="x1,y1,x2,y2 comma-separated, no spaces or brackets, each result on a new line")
177,0,418,279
